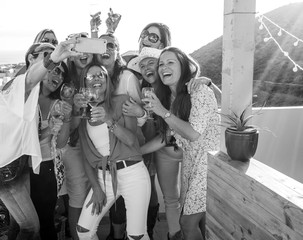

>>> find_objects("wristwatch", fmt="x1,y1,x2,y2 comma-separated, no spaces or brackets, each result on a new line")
163,111,172,120
43,52,60,72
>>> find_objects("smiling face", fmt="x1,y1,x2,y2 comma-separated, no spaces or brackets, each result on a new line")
139,26,163,52
85,66,107,102
72,53,93,69
42,65,64,93
95,35,118,68
139,57,159,85
158,51,181,91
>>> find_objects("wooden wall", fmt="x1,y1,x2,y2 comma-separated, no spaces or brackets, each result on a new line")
206,151,303,240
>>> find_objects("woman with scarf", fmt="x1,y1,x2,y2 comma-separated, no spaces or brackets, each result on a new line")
73,64,150,240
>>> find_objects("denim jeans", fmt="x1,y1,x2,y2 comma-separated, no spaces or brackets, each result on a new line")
0,159,40,240
155,147,182,235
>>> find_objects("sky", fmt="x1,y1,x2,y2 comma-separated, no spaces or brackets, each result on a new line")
0,0,302,64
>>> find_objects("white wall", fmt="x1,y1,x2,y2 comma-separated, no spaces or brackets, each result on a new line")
253,107,303,183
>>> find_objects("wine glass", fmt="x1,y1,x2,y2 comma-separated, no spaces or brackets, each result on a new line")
77,87,89,119
49,101,64,156
50,101,64,122
87,88,102,122
142,87,155,119
60,83,75,102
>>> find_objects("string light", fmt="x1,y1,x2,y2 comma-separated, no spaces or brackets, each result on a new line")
258,14,303,72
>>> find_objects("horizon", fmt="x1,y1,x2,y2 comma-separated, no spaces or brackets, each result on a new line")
1,0,302,65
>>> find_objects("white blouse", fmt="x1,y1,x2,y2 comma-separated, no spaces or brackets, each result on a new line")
87,122,110,156
0,73,42,173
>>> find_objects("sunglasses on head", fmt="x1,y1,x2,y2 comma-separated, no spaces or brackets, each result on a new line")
40,38,58,46
32,48,53,59
85,71,107,82
139,30,160,44
67,32,89,40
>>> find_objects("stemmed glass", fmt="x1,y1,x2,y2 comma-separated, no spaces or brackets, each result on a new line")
60,83,75,103
49,101,64,156
86,88,102,122
142,87,155,119
79,87,90,119
50,101,64,122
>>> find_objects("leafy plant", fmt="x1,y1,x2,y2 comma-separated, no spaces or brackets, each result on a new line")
219,103,264,132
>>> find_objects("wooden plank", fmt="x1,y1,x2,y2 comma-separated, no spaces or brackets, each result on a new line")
210,151,303,204
207,185,277,240
206,213,235,240
207,162,303,240
208,151,303,235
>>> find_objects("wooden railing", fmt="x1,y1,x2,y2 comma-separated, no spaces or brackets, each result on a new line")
206,151,303,240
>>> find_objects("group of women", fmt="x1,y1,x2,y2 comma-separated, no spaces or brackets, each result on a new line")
0,8,220,240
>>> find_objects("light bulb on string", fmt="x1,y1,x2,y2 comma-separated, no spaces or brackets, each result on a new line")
294,40,299,46
258,15,263,23
259,14,303,72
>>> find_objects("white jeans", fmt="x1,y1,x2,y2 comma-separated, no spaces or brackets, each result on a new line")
77,161,151,240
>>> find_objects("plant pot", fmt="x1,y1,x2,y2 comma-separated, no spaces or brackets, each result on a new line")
225,128,259,162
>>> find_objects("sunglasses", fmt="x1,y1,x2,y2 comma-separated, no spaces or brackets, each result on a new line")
40,38,58,46
139,30,160,44
66,32,89,40
32,48,53,59
106,42,117,51
85,71,107,82
50,66,64,78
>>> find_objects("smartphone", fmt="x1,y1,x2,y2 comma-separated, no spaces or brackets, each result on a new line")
74,38,107,54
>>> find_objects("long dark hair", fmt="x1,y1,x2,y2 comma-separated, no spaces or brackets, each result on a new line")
158,47,200,136
95,34,128,89
79,64,114,114
66,58,82,90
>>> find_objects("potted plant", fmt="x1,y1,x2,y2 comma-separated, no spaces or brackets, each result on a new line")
219,104,262,162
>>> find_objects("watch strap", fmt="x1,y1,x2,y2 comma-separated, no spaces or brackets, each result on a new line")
163,111,171,120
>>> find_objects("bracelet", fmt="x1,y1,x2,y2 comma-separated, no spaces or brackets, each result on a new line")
63,116,72,123
207,80,212,87
138,109,147,118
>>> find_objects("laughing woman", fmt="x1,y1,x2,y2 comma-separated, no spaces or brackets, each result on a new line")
31,61,72,240
74,64,151,240
143,47,220,240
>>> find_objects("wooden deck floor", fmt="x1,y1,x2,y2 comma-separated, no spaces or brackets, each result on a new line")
94,214,169,240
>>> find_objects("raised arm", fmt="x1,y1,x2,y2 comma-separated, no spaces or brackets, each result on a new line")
25,39,82,93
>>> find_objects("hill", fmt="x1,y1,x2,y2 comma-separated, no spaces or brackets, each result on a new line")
190,3,303,107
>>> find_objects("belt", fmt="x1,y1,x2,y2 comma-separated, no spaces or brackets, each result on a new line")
99,160,140,171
